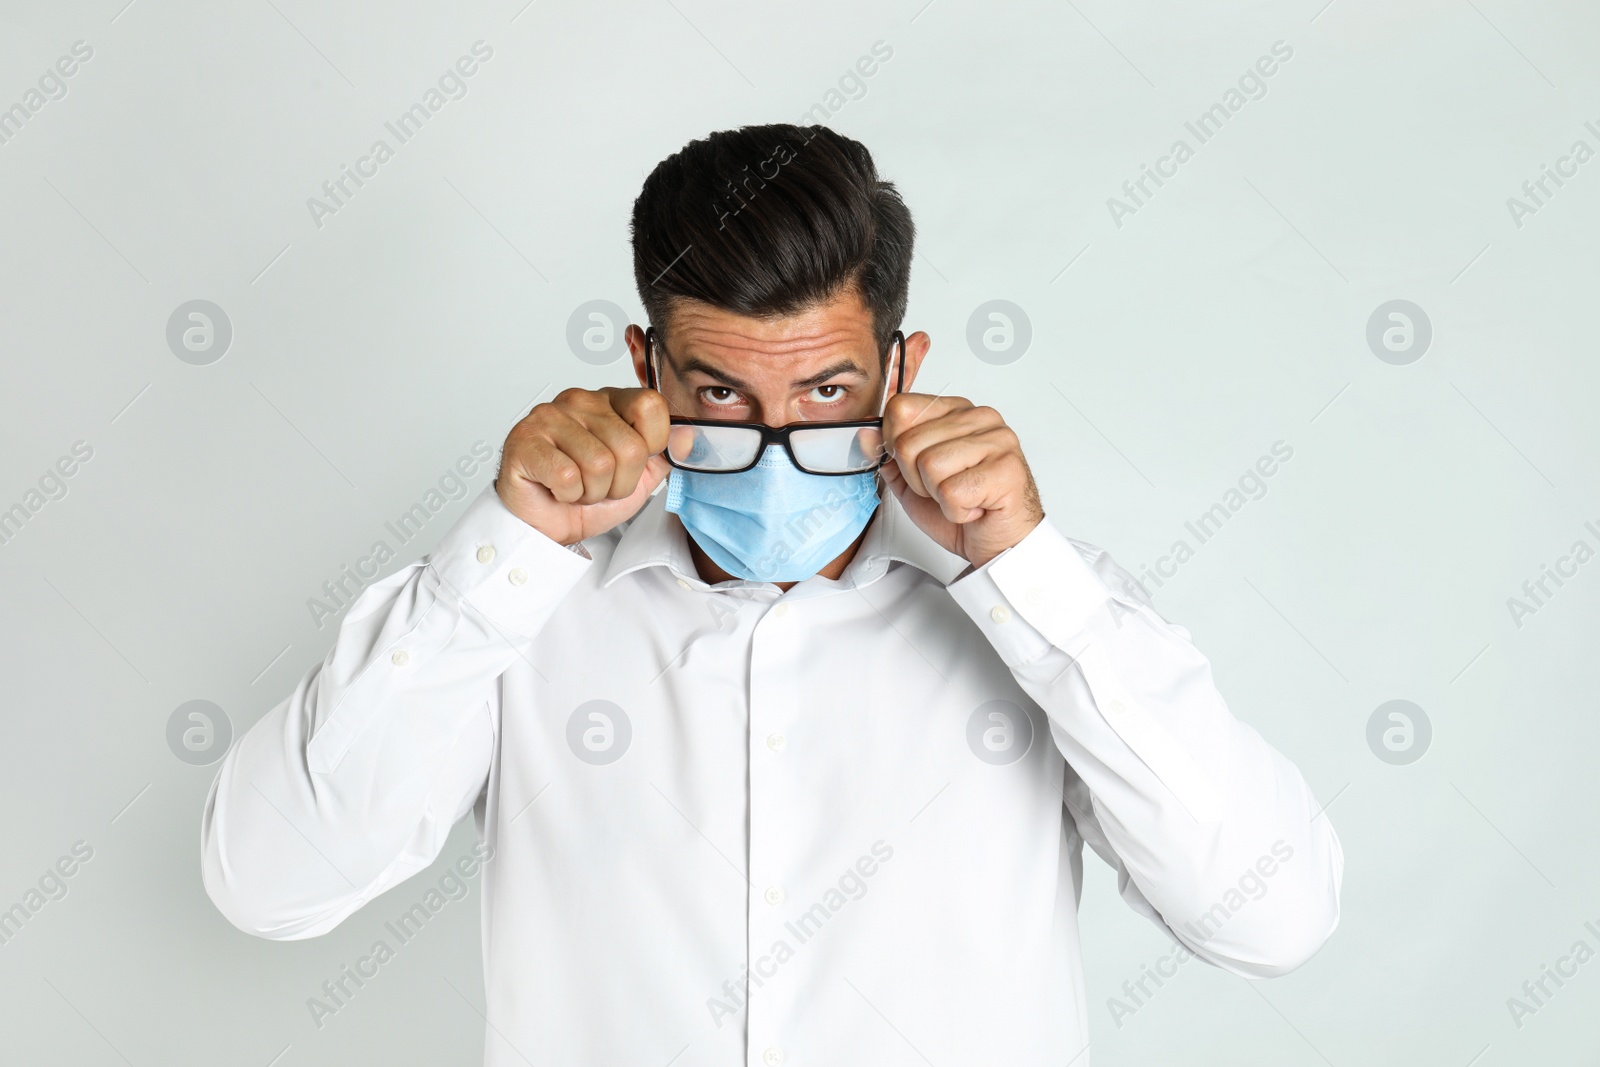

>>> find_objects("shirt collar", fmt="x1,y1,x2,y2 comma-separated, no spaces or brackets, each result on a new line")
599,478,971,590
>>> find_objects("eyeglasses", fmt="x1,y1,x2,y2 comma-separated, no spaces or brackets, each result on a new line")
645,326,906,476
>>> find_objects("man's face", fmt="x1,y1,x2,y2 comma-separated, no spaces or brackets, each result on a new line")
626,288,929,428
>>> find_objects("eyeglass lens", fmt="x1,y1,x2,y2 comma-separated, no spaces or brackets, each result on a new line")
666,423,885,473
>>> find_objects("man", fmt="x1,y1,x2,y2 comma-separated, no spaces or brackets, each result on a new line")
202,124,1343,1065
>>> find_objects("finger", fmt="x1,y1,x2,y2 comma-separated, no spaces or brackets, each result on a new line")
639,451,672,495
935,447,1031,524
580,406,653,500
880,458,958,543
890,404,1001,497
572,452,672,529
882,393,973,452
510,434,584,505
913,428,1015,522
880,456,936,516
609,388,671,456
542,409,623,506
895,404,1005,464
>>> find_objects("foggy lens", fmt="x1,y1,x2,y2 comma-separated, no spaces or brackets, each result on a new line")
791,425,884,473
669,424,762,470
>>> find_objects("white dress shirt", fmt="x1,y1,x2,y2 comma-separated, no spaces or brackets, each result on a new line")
202,476,1343,1067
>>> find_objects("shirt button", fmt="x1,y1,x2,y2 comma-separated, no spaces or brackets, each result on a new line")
772,603,790,617
391,650,411,667
990,604,1011,624
507,567,528,586
764,886,785,906
476,545,496,564
763,1049,783,1066
766,733,787,752
677,577,690,589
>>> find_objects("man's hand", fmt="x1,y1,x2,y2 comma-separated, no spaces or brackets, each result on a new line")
496,387,671,547
881,394,1045,569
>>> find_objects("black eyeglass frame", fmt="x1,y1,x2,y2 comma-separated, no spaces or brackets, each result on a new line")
643,325,907,476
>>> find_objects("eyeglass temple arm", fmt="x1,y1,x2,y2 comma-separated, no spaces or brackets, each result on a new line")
876,332,906,415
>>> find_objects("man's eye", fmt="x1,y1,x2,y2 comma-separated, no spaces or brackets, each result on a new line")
701,387,741,406
810,384,847,403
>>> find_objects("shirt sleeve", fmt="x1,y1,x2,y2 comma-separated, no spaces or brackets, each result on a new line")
200,484,592,939
945,516,1344,979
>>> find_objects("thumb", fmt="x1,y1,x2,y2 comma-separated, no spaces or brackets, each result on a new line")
595,453,671,518
880,459,953,538
639,452,672,497
567,453,673,540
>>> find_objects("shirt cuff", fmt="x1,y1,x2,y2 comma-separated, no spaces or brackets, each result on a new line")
944,523,1052,667
428,484,593,639
946,517,1122,667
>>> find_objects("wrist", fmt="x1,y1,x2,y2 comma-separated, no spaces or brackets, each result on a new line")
967,512,1046,570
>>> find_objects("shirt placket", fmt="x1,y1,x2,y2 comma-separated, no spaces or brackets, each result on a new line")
746,592,801,1067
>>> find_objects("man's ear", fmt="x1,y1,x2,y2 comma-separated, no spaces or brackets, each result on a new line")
897,331,931,395
625,324,651,389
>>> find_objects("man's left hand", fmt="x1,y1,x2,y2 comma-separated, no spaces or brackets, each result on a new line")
881,394,1045,570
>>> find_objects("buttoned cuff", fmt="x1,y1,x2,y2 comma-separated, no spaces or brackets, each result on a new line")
945,521,1058,667
946,517,1118,668
428,485,593,639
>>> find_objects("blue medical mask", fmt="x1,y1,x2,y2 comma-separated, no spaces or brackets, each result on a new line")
665,444,881,582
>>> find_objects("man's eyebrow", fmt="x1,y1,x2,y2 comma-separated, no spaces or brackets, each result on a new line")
676,357,753,391
791,360,868,389
675,356,868,391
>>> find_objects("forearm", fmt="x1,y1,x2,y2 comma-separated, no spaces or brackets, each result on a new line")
201,485,592,938
949,517,1343,976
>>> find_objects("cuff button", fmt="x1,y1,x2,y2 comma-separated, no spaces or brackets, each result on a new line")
476,545,496,564
508,567,528,586
990,604,1011,624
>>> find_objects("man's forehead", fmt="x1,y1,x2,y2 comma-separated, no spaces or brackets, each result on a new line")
663,294,878,365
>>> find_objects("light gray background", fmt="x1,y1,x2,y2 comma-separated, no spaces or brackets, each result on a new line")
2,1,1596,1064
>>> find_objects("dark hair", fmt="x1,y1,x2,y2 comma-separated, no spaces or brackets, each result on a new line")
630,124,914,364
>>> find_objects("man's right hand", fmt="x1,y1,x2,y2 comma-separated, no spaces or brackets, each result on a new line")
495,387,672,547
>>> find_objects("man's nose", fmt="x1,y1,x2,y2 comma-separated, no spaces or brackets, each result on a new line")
747,393,798,429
